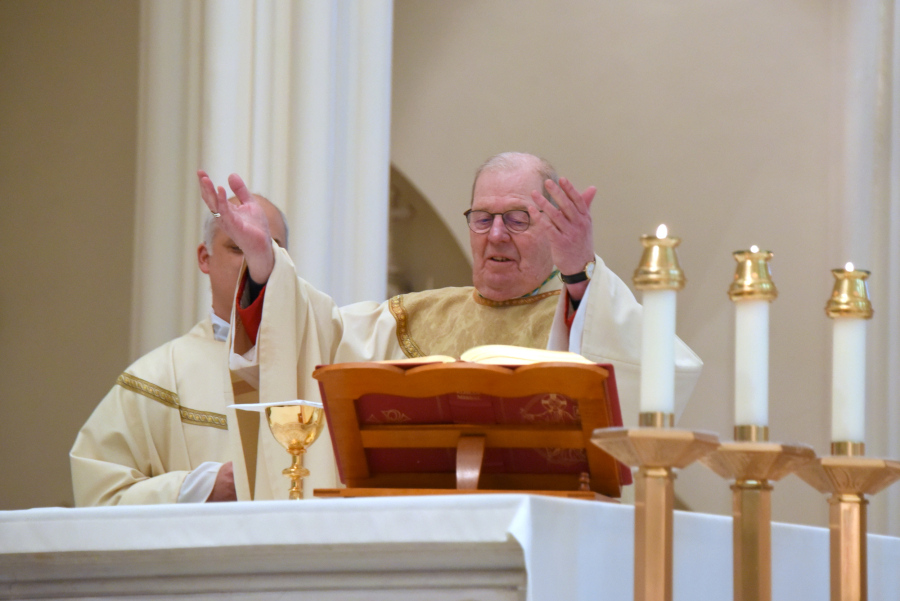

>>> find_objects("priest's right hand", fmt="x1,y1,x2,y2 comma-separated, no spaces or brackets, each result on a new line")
197,170,275,284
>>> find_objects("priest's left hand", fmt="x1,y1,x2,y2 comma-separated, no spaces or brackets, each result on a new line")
206,461,236,502
529,177,596,300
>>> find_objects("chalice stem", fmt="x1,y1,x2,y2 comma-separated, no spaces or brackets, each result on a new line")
283,450,309,500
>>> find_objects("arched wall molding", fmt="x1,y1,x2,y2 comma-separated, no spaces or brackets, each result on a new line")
388,165,471,298
132,0,392,359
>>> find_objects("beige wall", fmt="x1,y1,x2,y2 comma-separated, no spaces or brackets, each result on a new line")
0,0,139,509
391,0,850,529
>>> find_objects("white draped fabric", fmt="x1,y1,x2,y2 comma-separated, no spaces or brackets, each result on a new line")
1,496,899,600
131,0,392,358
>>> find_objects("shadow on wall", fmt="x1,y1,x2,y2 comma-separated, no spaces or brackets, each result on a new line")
388,165,472,296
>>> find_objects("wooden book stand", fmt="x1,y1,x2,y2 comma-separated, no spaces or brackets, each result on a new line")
312,361,627,501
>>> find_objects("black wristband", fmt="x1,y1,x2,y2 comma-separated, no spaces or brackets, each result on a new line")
247,276,265,304
559,270,589,284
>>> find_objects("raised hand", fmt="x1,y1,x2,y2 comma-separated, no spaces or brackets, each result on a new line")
528,177,597,298
197,170,275,283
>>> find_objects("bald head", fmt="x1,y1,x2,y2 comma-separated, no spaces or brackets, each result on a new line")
202,194,289,253
471,152,559,207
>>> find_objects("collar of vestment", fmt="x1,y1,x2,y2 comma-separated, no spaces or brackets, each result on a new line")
473,269,562,308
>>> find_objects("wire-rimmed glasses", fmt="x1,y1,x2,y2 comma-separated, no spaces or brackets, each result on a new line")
464,209,531,234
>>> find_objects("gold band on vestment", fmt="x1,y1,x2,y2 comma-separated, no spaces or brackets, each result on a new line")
116,372,228,430
390,295,426,358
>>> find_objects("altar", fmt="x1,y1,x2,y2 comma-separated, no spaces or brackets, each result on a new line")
1,494,898,600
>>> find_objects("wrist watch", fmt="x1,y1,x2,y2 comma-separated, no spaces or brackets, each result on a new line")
559,260,596,285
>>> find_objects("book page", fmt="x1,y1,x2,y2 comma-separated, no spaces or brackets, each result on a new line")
460,344,594,365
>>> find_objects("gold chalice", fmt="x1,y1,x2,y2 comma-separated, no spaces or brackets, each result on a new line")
265,400,325,500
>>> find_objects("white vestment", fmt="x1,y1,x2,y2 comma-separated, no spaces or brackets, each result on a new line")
228,245,703,501
70,319,236,506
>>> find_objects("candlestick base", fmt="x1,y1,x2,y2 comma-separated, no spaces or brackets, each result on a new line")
592,427,719,601
700,441,815,601
795,456,900,601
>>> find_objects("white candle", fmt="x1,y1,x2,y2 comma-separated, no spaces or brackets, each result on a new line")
734,299,769,426
638,224,678,414
831,262,867,442
640,289,676,413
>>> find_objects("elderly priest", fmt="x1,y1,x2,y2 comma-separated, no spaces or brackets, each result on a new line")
199,152,703,500
69,195,288,506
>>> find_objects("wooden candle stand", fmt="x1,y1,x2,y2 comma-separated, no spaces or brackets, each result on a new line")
796,453,900,601
592,422,719,601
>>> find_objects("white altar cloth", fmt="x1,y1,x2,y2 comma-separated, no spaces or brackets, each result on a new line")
1,494,899,600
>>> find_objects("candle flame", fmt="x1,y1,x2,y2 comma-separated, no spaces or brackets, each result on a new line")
845,262,854,272
656,224,668,239
750,245,759,253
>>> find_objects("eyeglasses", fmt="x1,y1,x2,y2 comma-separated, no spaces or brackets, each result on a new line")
463,209,531,234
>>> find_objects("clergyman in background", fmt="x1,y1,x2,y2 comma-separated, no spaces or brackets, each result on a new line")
69,195,287,505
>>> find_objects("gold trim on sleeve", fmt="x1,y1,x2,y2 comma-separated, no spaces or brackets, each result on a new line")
179,407,228,430
389,295,425,358
116,373,180,409
116,372,228,430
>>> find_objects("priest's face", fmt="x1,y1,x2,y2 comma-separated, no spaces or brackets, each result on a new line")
198,197,287,321
470,165,554,301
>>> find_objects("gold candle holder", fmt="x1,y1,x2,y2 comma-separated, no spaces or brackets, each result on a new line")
825,267,873,319
728,248,777,302
592,428,719,601
633,229,685,291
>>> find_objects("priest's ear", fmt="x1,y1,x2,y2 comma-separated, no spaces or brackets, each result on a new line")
197,243,211,275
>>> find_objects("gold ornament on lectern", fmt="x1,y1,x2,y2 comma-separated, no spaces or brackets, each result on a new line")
265,401,326,500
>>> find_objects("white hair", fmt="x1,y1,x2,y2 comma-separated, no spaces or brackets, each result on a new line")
471,152,560,207
201,196,289,253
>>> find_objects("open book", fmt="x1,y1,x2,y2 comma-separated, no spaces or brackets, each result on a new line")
378,344,596,366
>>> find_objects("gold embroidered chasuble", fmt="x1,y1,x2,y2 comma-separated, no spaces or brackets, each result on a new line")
228,244,704,502
70,319,254,506
390,285,562,358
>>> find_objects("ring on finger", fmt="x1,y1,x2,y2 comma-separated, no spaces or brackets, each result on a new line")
211,212,221,218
